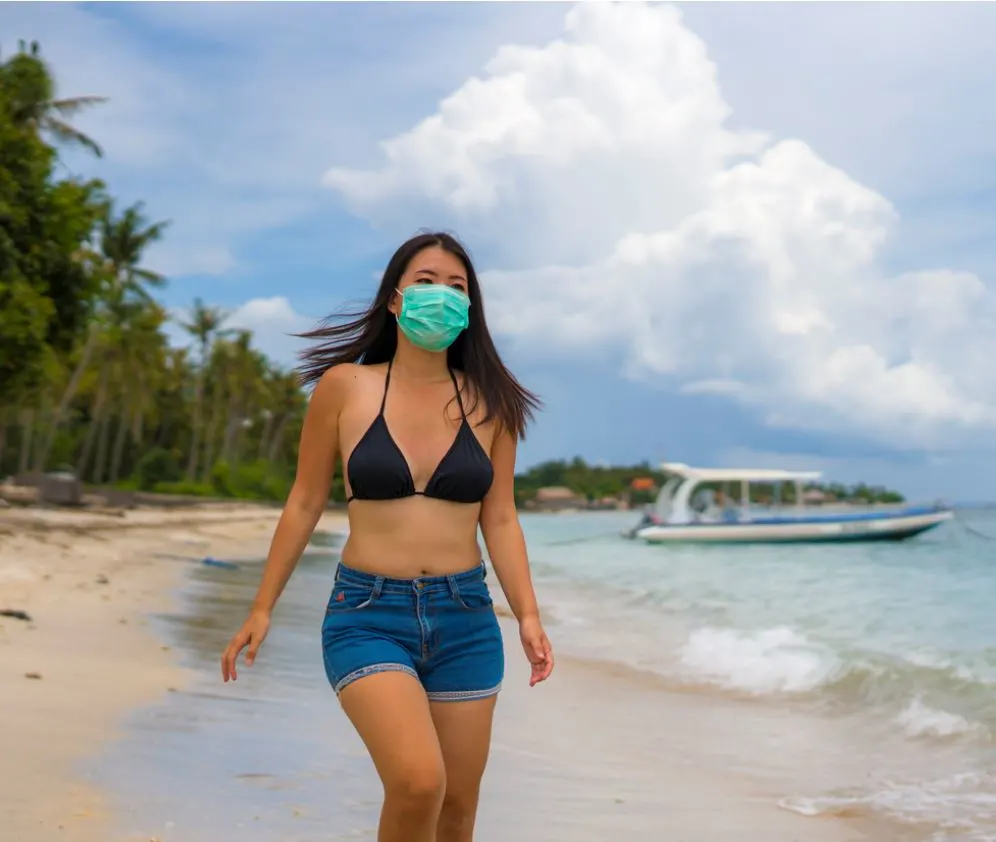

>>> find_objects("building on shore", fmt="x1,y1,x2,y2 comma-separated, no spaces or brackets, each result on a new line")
525,486,585,511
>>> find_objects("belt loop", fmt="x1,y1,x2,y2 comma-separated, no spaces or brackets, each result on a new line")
372,576,384,599
446,574,460,600
480,559,487,579
333,561,342,581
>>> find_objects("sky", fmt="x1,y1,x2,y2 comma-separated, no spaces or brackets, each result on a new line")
4,1,996,501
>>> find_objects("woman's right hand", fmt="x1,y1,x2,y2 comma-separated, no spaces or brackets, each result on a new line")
221,610,271,682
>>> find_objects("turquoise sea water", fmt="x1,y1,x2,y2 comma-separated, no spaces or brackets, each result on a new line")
524,509,996,840
92,509,996,841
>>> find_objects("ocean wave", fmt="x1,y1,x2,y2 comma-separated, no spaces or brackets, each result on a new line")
678,626,841,694
896,698,989,741
674,625,996,737
780,771,996,841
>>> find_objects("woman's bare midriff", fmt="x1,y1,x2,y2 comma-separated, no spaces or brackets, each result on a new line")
340,496,485,578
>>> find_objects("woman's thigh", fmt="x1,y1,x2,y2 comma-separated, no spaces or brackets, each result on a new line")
430,696,497,797
339,670,445,791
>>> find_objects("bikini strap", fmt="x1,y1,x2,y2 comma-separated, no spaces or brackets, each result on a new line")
380,359,393,415
448,368,467,419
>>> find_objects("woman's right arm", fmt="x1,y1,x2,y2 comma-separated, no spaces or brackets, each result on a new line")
222,367,346,681
249,368,345,615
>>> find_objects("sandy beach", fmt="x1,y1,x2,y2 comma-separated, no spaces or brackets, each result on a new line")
0,502,345,842
0,503,883,842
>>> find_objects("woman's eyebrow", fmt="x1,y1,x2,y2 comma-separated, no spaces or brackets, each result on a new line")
414,268,467,282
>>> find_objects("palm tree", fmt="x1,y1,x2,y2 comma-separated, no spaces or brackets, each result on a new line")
218,330,267,466
262,369,307,464
39,201,170,470
0,40,107,157
180,299,232,481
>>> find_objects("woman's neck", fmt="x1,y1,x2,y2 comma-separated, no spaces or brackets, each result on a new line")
391,340,451,382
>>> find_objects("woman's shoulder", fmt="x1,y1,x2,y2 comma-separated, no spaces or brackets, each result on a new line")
312,363,384,408
317,361,387,385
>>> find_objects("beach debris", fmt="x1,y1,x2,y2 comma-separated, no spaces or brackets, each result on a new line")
24,671,41,680
95,573,109,585
39,471,83,506
202,556,240,570
0,609,32,622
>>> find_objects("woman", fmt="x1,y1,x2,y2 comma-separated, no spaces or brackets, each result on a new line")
220,231,554,842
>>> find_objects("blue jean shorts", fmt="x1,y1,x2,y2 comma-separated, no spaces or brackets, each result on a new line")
321,561,504,702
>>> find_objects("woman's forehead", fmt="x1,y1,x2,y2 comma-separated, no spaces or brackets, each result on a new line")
408,246,467,280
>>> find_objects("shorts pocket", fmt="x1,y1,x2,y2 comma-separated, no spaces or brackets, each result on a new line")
326,580,378,613
452,581,494,612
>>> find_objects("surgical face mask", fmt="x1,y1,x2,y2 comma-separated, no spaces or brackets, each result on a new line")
395,284,471,353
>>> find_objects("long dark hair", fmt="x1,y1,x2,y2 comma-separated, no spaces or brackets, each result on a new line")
297,231,541,440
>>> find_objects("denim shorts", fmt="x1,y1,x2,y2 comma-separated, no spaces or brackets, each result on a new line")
321,560,504,702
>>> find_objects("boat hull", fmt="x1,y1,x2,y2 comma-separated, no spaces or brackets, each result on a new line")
634,508,953,545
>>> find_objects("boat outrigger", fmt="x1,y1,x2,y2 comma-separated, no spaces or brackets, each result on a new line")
624,463,952,545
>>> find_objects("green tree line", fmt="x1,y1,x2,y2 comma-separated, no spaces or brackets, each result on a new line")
513,457,669,505
514,458,905,506
0,42,306,501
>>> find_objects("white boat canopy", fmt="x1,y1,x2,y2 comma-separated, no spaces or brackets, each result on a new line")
659,462,823,483
653,463,823,525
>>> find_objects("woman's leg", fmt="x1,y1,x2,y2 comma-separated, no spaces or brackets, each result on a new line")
339,671,447,842
430,696,498,842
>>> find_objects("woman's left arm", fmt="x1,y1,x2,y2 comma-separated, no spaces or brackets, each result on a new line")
480,426,554,685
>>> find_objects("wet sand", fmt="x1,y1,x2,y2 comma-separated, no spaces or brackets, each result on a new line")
1,504,879,842
0,503,346,842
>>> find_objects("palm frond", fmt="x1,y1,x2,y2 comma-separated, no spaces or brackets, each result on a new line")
133,267,167,287
40,116,103,157
49,95,109,117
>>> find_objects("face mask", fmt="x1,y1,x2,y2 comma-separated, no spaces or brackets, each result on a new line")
395,285,471,353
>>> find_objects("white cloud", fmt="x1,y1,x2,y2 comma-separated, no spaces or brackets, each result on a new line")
223,297,315,367
226,296,308,332
322,1,996,449
324,2,769,269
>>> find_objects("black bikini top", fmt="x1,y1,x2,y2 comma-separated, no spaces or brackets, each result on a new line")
345,360,494,504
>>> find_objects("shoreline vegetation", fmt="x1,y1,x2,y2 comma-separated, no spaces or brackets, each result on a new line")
0,43,907,519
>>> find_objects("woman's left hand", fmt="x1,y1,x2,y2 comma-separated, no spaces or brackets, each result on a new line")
518,615,554,686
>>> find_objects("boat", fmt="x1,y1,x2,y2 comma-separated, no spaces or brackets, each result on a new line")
623,462,953,545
